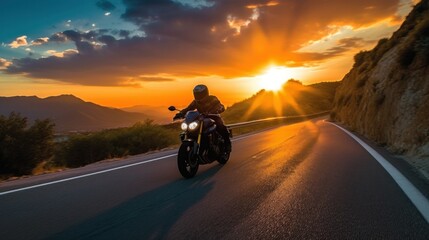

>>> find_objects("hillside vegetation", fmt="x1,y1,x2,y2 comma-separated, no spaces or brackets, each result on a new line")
0,115,178,178
223,80,340,123
332,0,429,174
55,120,178,168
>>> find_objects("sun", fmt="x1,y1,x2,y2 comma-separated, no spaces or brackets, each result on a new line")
257,66,293,91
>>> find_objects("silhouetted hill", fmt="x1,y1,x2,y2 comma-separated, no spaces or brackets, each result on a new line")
121,105,171,124
223,80,340,123
0,95,148,132
332,0,429,174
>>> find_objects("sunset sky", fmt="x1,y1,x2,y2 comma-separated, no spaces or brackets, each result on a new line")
0,0,420,108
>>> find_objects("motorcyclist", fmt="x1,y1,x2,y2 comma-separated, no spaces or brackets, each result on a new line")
174,84,232,153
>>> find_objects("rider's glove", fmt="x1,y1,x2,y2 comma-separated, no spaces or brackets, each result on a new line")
173,112,184,121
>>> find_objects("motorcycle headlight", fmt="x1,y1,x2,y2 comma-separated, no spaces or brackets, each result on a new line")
188,121,199,130
181,122,188,131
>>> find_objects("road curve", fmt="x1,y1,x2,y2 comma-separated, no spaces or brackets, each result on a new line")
1,118,429,239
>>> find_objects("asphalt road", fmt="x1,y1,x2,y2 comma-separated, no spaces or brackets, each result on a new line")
1,118,429,239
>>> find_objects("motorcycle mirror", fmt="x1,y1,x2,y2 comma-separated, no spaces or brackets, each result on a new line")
168,106,177,111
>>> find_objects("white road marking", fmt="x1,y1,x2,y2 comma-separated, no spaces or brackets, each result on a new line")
0,154,177,196
0,128,263,196
329,122,429,223
0,117,314,197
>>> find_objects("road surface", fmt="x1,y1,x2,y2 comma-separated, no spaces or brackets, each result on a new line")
1,118,429,239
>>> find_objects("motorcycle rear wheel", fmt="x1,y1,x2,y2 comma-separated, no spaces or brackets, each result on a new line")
178,142,199,178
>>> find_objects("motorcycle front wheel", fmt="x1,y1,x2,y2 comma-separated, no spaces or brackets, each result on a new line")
177,142,199,178
217,138,231,164
217,152,230,164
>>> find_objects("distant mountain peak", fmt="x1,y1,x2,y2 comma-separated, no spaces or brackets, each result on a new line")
44,94,84,103
0,95,147,132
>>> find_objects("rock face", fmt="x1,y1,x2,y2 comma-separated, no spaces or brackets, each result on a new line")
332,0,429,174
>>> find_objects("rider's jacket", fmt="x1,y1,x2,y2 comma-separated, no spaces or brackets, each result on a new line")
180,95,225,115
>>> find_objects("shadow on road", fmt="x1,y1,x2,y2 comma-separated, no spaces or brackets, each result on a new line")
47,165,223,240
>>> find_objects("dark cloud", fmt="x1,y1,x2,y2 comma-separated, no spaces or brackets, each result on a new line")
137,76,175,82
119,30,131,38
62,30,97,42
2,0,401,86
49,32,68,42
325,38,371,55
96,0,116,11
31,37,49,46
289,38,375,66
98,35,117,45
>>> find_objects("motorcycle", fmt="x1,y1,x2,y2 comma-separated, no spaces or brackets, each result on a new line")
168,106,232,178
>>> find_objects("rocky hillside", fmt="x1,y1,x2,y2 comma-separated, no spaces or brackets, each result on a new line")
332,0,429,174
224,80,340,123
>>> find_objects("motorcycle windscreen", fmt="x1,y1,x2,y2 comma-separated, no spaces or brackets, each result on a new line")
184,111,200,123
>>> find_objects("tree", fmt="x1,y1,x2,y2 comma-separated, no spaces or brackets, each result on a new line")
0,113,55,176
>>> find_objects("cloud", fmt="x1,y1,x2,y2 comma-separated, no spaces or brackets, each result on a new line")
0,58,12,69
289,37,376,66
96,0,116,11
173,0,216,9
137,76,176,82
46,49,79,58
8,36,28,48
31,37,49,46
326,37,370,54
2,0,402,86
49,32,68,42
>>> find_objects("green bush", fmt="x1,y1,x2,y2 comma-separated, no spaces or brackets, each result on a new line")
55,121,179,167
0,113,55,176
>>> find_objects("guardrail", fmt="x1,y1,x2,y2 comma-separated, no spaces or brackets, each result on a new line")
226,111,330,129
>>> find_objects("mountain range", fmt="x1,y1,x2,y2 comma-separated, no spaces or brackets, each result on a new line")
0,81,340,133
0,95,150,132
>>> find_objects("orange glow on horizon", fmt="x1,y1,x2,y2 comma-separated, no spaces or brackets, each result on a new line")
257,66,294,91
243,79,318,121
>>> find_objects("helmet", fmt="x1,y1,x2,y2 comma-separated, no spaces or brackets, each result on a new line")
193,84,209,101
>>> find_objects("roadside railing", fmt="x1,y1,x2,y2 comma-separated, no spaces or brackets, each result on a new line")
226,111,330,129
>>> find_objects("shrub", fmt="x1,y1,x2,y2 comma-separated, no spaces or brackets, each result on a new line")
0,113,54,176
353,51,369,67
398,12,429,67
55,121,179,167
371,38,391,64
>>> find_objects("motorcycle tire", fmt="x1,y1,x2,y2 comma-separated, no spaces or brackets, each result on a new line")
217,152,230,164
178,142,199,178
